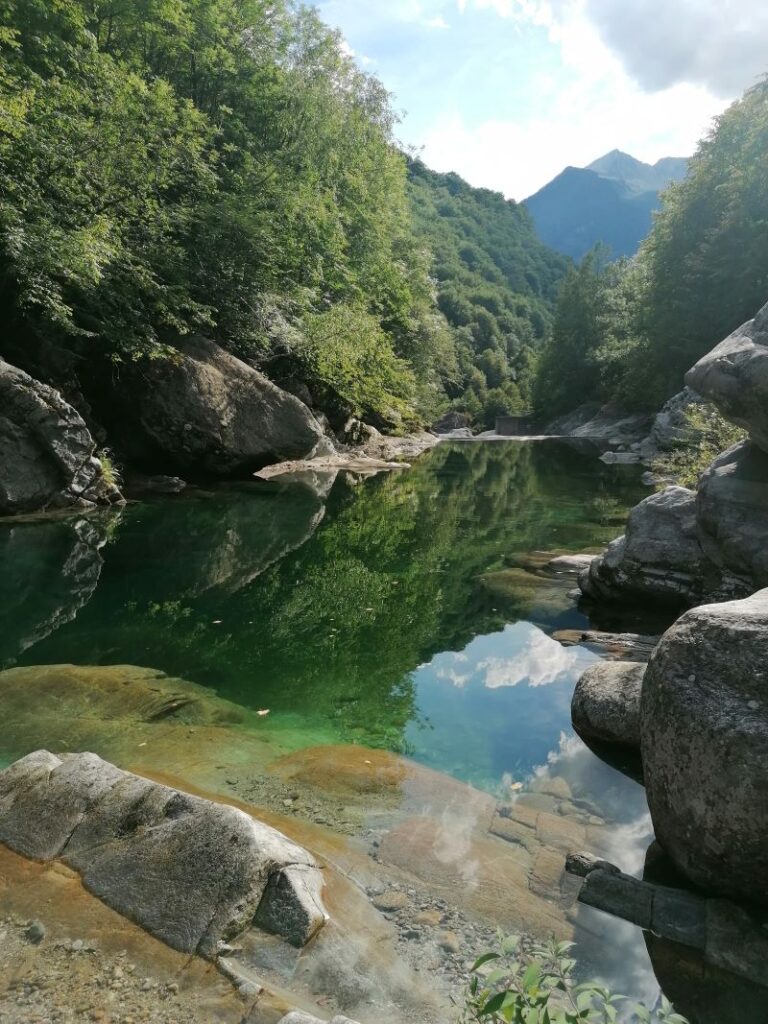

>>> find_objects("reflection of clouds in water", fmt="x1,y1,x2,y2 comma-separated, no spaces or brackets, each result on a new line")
432,806,481,891
433,622,597,691
535,733,649,831
533,733,660,1006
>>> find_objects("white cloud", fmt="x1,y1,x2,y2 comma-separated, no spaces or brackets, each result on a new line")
583,0,768,98
419,0,727,198
420,79,721,199
476,622,595,689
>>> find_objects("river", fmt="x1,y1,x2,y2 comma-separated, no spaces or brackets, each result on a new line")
0,439,677,1021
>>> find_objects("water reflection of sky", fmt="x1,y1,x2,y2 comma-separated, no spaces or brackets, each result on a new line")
406,619,658,1006
406,621,599,789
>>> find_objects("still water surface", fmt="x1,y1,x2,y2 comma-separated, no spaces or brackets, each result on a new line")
1,440,670,1006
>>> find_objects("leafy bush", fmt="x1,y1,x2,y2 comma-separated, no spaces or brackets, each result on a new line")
461,934,689,1024
299,304,417,425
652,405,746,488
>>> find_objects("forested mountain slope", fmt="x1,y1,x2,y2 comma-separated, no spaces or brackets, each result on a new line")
534,80,768,417
408,161,569,424
0,0,570,439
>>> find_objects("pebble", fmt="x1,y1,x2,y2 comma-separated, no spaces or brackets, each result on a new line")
372,890,408,913
437,930,461,955
25,921,46,945
71,939,84,952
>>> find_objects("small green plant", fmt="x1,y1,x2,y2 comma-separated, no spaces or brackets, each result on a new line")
98,448,123,489
460,934,689,1024
651,404,745,488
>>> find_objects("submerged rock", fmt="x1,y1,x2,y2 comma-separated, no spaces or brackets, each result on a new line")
0,359,122,515
116,336,324,476
571,662,645,749
0,750,327,954
641,590,768,906
686,299,768,454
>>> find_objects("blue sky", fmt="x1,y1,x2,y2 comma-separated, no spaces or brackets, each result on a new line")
316,0,768,199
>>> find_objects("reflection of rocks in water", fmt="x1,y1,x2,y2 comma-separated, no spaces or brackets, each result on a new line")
0,515,113,666
646,934,768,1024
128,480,329,598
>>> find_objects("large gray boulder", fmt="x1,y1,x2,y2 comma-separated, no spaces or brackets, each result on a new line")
120,336,324,475
686,300,768,454
571,661,645,749
641,591,768,905
696,440,768,590
0,359,121,515
0,750,327,954
579,486,729,605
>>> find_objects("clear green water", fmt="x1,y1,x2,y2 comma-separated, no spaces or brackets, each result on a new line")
5,440,653,758
0,439,670,1004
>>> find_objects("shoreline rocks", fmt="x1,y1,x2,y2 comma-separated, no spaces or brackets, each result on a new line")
579,486,732,605
113,336,325,476
0,750,327,955
571,662,645,749
686,299,768,454
0,359,123,516
696,440,768,588
641,591,768,906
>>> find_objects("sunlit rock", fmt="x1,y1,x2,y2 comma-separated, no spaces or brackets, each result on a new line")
0,750,326,953
641,590,768,905
572,662,645,749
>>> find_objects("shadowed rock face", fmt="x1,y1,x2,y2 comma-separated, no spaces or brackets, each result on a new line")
0,750,326,954
579,487,732,606
0,359,121,515
114,336,324,476
686,301,768,455
641,590,768,906
696,440,768,589
0,516,112,667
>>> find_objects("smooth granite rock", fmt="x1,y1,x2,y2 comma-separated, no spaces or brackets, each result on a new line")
641,591,768,905
0,359,121,514
696,440,768,589
571,661,645,749
579,486,725,604
117,336,324,475
686,300,768,454
0,751,327,954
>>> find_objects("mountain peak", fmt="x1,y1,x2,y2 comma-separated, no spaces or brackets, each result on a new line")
524,148,689,261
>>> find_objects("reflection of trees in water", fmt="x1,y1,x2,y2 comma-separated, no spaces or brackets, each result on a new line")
15,443,646,752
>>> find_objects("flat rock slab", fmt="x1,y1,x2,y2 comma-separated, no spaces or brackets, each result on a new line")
0,751,327,956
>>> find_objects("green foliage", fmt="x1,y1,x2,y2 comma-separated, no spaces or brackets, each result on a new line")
651,405,746,488
97,448,122,489
533,248,641,418
0,0,460,421
298,304,416,425
631,78,768,403
534,77,768,418
408,160,569,427
461,934,689,1024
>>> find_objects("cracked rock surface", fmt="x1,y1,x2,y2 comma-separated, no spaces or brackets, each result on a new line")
0,751,327,955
